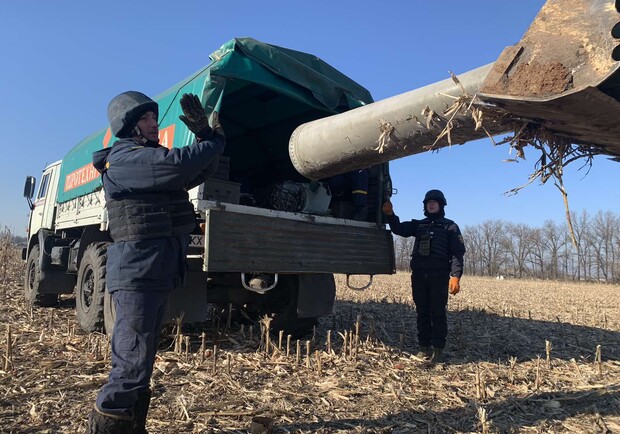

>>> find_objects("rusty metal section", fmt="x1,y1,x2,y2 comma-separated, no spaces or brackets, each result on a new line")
480,0,620,156
482,0,619,96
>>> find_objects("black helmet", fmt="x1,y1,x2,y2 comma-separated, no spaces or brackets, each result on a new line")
423,189,447,206
107,91,158,138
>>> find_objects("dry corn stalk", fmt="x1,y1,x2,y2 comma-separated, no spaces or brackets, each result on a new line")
286,334,292,357
259,315,272,354
509,357,517,384
200,332,206,364
212,344,218,374
535,357,541,390
477,405,490,434
475,368,487,400
375,119,396,153
305,341,311,369
427,72,494,151
326,330,332,354
3,325,12,371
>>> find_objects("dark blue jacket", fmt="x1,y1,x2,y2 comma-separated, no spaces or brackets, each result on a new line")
387,212,466,277
93,135,225,291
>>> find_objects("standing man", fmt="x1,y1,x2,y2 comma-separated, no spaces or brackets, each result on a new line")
86,91,225,433
383,189,465,363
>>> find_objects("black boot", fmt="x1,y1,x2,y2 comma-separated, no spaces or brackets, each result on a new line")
86,408,132,434
415,346,432,361
431,347,445,363
132,388,152,434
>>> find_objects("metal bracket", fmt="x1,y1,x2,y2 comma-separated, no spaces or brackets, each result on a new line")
241,273,279,294
346,274,373,291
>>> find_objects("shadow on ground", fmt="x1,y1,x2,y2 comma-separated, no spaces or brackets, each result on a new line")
273,387,620,433
328,298,620,364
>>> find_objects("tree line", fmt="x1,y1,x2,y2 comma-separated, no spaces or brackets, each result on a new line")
393,210,620,283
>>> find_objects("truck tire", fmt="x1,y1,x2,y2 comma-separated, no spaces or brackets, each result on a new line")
76,242,109,333
267,276,318,338
24,245,59,307
103,289,116,337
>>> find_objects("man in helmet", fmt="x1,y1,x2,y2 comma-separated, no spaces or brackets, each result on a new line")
382,190,465,363
86,91,225,433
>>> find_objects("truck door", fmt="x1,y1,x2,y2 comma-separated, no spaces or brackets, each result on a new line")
30,163,60,235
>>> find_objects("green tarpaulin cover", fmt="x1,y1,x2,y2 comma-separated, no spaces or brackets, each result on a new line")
57,37,373,204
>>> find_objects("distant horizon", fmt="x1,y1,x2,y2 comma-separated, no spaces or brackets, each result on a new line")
4,204,617,238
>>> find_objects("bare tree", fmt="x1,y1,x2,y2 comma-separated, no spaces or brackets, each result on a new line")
528,227,545,278
590,211,618,282
570,210,593,280
463,225,484,276
478,220,507,277
540,220,568,280
504,223,535,278
393,236,414,271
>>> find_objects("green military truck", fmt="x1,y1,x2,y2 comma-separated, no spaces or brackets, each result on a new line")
22,37,395,336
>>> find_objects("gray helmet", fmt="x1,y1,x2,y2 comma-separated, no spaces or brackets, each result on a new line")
423,189,447,206
107,91,158,138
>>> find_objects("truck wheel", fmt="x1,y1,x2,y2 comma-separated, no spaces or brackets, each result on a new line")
267,276,318,338
271,312,317,339
76,242,109,333
103,289,116,337
24,245,59,307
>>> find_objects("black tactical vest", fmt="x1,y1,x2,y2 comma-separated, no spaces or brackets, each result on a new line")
106,191,196,242
412,217,454,264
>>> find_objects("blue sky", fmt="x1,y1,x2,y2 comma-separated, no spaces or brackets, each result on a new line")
1,0,618,234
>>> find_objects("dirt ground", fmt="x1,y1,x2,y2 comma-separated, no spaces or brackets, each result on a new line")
1,247,619,433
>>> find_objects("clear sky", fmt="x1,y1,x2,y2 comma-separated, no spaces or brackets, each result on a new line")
1,0,618,234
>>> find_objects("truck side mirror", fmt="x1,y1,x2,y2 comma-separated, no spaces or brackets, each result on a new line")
24,176,36,199
24,176,36,210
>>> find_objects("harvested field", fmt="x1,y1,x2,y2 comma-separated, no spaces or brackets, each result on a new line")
1,247,619,433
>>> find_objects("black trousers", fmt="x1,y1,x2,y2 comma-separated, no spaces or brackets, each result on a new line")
96,288,170,418
411,271,449,349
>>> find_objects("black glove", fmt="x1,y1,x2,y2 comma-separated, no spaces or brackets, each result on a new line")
179,93,214,139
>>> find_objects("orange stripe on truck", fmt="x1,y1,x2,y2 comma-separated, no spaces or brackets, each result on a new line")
64,163,100,192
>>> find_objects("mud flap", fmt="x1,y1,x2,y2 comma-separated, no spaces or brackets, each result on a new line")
35,229,76,294
164,270,209,323
296,274,336,319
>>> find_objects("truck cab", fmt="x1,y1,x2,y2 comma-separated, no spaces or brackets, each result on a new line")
23,161,76,307
25,161,61,248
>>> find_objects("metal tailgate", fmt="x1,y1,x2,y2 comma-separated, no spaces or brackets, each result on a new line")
203,209,395,274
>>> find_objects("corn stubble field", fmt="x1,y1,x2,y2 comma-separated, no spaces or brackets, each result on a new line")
0,246,619,434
